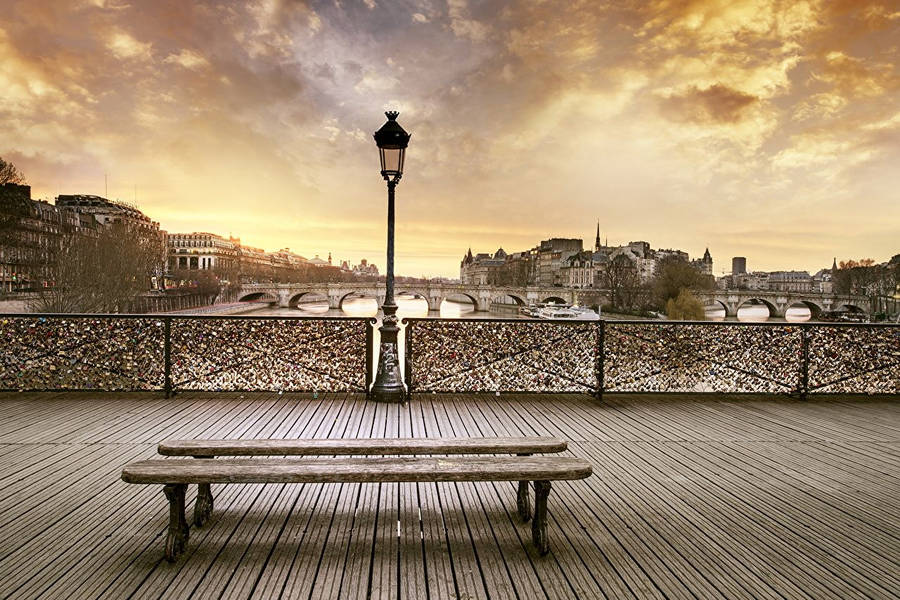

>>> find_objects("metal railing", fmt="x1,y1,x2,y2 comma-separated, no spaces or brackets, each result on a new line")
404,318,899,397
0,314,374,394
1,314,896,397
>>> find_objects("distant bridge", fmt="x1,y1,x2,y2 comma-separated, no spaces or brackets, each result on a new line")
236,283,582,312
695,290,870,318
237,283,871,317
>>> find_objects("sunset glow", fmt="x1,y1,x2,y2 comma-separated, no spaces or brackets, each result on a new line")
2,0,898,276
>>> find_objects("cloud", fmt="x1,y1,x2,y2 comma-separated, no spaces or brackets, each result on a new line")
106,30,152,60
0,0,897,275
659,83,759,124
447,0,489,41
163,49,209,70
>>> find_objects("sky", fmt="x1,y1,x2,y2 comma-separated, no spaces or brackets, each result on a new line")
1,0,898,277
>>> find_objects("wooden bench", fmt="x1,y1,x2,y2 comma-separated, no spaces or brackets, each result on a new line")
157,436,567,532
122,455,591,560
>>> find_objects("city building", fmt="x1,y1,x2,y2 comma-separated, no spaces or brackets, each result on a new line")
609,242,656,282
732,256,747,275
56,194,160,231
167,232,239,273
308,254,331,267
353,258,379,277
459,248,508,285
1,184,101,291
690,248,713,276
537,238,583,286
767,270,813,293
560,250,597,288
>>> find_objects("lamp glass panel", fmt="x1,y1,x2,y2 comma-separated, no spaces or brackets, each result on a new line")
381,147,403,175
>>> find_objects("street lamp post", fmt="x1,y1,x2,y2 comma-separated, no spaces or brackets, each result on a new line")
370,111,410,402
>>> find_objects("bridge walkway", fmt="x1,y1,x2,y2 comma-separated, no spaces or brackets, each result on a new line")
0,391,897,599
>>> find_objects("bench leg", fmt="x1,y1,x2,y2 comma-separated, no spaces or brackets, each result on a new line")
163,484,189,562
516,452,532,522
531,480,551,555
517,481,531,522
194,483,214,527
192,456,214,527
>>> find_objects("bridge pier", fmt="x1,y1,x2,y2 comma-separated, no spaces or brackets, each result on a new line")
428,296,443,312
328,294,342,310
276,289,291,308
725,301,739,318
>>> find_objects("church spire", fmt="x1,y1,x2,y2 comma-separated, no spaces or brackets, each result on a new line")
594,221,601,252
832,257,837,272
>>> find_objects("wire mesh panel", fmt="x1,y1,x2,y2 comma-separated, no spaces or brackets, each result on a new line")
604,323,803,393
808,325,900,394
170,317,369,392
0,315,165,390
406,319,599,393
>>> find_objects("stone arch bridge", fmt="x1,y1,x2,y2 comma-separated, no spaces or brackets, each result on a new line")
236,283,579,312
695,290,871,318
237,283,871,317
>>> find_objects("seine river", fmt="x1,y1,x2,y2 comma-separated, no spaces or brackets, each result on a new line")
248,296,814,322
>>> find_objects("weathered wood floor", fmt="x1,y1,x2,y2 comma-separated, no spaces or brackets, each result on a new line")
0,392,897,600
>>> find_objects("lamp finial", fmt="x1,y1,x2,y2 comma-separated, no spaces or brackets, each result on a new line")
385,110,399,121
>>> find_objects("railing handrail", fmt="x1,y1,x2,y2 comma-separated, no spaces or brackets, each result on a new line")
402,316,898,328
0,312,376,323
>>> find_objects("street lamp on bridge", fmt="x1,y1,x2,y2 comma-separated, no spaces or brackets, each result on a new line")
370,111,410,402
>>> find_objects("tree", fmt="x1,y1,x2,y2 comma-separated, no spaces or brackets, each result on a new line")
652,256,715,309
833,258,879,296
600,254,647,310
30,223,165,313
170,268,221,296
0,157,25,185
666,289,705,320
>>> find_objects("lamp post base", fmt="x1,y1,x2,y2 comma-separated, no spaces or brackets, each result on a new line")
370,309,405,403
370,340,405,402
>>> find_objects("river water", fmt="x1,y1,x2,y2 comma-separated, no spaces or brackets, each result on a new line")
248,296,814,322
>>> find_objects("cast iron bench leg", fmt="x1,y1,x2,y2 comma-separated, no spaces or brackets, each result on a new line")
192,457,214,527
516,453,532,521
195,483,214,527
531,480,551,555
163,483,189,562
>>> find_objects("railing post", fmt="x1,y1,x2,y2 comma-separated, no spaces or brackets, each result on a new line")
799,326,810,400
404,320,414,401
164,318,172,398
365,319,374,397
595,320,605,400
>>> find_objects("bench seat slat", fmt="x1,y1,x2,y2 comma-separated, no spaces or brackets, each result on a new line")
122,457,591,485
157,437,567,456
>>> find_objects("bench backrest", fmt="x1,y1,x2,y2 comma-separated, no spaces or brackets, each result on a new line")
158,437,567,456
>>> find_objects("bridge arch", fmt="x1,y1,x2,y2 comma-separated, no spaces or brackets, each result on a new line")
491,293,526,306
339,290,380,310
441,292,481,312
541,296,568,305
736,298,780,319
838,303,866,314
703,299,729,315
397,289,427,298
288,290,328,308
238,292,277,304
787,300,823,320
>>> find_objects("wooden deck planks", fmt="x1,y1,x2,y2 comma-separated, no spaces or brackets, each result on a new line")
0,391,896,600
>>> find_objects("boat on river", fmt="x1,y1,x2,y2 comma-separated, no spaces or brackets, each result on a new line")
523,303,600,320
